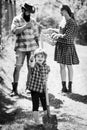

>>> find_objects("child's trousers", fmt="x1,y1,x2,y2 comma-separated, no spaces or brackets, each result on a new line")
31,90,47,111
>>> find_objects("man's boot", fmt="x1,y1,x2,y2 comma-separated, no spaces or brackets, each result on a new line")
61,81,68,93
68,81,72,93
10,82,18,96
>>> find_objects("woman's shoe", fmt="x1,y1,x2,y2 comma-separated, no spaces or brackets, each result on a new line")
68,81,72,93
61,81,68,93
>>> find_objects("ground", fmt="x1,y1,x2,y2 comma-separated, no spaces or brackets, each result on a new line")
0,40,87,130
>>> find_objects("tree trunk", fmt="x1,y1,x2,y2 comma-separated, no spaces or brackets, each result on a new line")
0,0,2,45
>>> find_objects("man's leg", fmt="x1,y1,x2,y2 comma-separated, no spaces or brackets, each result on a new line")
26,51,31,90
11,51,25,96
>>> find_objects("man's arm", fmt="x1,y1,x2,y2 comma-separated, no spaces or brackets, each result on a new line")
11,16,32,35
13,24,27,34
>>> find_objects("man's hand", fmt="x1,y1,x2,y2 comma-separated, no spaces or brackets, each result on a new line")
25,22,32,28
13,22,32,34
34,36,39,46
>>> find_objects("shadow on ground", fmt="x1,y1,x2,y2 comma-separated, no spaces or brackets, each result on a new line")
49,93,63,108
0,90,23,125
0,83,63,128
66,93,87,104
0,90,15,124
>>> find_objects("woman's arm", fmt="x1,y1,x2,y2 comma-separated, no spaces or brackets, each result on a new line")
51,20,75,41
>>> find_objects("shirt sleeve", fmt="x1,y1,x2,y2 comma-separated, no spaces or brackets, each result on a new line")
57,20,76,43
11,16,20,33
63,20,76,40
31,18,39,38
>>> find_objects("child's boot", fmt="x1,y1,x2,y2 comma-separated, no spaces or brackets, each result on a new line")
61,81,67,93
33,111,41,125
68,81,72,93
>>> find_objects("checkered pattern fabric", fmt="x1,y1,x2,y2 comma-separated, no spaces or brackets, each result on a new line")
54,18,79,65
11,14,38,51
28,63,50,93
58,18,78,44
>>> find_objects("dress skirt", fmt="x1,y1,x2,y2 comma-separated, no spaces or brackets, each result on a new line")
54,42,79,65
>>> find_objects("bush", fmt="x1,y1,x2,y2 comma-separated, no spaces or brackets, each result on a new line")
77,22,87,45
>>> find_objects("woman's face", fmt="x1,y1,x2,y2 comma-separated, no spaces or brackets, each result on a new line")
61,10,66,17
61,10,70,20
35,53,45,65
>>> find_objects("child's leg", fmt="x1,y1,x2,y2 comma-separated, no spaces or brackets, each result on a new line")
31,91,40,124
33,111,40,124
39,92,47,114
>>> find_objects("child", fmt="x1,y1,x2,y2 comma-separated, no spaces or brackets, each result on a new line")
28,48,50,125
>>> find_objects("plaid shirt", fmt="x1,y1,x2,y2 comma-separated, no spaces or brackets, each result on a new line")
57,18,78,44
11,14,38,51
28,63,50,93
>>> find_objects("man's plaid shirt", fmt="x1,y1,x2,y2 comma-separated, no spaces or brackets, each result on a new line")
28,63,50,93
11,14,38,51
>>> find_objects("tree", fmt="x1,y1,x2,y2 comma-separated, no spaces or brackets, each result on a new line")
0,0,2,45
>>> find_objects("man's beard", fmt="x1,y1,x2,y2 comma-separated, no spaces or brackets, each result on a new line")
23,13,30,22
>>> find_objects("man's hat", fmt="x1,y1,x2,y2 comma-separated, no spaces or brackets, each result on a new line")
22,3,35,13
34,48,47,58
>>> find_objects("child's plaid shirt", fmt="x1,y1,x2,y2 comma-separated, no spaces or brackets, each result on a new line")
28,62,50,93
11,14,38,51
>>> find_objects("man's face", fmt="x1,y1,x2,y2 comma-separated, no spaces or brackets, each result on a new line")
23,10,30,22
25,10,30,16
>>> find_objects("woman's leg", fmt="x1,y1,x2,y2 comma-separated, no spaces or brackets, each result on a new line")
67,65,73,81
67,65,73,92
60,64,66,81
60,64,67,92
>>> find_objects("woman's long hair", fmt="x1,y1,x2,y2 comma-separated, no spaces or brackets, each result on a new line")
61,5,75,20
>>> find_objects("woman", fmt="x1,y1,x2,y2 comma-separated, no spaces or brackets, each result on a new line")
52,5,79,93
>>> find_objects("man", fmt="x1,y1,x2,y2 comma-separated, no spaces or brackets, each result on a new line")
11,3,39,96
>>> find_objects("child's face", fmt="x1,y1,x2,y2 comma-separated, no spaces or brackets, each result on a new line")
35,53,45,65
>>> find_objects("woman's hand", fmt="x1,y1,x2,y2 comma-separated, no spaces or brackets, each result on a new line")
51,33,63,40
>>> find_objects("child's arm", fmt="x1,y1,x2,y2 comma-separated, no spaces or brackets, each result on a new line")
43,66,50,85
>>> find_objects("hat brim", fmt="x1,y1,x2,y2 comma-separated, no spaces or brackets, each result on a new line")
21,6,35,13
34,52,47,59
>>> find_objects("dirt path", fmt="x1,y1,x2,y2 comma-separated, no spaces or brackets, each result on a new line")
0,44,87,130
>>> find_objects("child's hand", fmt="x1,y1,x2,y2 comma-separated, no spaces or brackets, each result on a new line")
29,55,35,67
43,80,46,86
43,76,48,85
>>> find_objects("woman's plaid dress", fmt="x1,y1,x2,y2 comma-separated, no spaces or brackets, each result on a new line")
54,18,79,65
